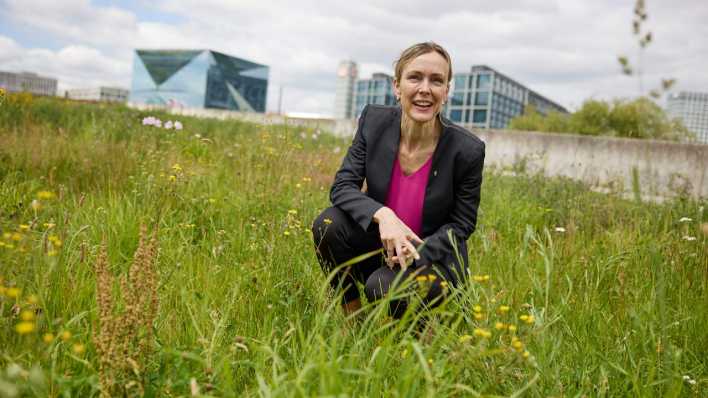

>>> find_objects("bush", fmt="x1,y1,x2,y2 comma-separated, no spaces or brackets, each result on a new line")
509,97,694,141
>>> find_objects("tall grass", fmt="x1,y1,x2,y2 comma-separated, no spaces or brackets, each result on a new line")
0,95,706,397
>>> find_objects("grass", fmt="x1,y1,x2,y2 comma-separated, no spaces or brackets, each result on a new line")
0,94,706,397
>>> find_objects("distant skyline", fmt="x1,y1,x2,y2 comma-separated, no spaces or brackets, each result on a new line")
1,0,707,116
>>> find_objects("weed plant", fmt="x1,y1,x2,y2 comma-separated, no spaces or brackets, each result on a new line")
0,95,706,396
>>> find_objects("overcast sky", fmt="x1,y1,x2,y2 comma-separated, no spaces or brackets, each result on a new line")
1,0,706,116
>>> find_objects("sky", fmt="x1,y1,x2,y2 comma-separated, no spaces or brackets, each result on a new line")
1,0,707,116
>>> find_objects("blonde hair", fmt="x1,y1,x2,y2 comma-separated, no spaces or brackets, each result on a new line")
393,42,453,83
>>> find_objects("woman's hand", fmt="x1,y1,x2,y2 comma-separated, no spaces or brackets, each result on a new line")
373,207,423,270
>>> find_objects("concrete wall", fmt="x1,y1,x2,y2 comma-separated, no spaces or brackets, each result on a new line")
472,128,707,201
129,103,707,201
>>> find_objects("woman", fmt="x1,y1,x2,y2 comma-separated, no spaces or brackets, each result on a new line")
312,42,485,318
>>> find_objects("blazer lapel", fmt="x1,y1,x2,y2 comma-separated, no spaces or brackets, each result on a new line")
369,108,401,204
421,118,451,236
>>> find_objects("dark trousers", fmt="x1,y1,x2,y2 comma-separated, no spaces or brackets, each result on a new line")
311,206,450,319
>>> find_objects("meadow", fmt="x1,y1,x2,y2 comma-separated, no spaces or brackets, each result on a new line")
0,94,706,397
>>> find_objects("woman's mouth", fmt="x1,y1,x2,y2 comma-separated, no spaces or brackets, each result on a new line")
412,100,433,111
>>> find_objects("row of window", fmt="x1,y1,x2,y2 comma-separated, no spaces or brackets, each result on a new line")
450,90,490,107
448,108,488,124
452,73,492,91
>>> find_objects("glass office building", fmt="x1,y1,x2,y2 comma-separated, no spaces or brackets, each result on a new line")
130,49,268,112
445,65,567,128
667,92,708,144
352,73,397,118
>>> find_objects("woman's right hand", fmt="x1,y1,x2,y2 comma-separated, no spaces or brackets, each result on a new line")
373,207,423,270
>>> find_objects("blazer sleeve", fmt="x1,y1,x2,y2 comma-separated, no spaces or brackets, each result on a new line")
418,142,485,271
329,105,385,231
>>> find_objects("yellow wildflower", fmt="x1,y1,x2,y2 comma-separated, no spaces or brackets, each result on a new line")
2,232,11,239
401,349,408,359
295,183,302,189
416,276,428,282
283,231,290,236
498,305,510,313
72,343,86,355
31,200,41,210
43,333,55,344
169,175,177,182
15,322,35,334
47,250,58,257
495,322,506,330
19,224,30,231
27,294,39,305
473,305,482,313
60,330,72,341
473,274,490,282
473,328,491,338
508,324,517,332
43,223,56,229
171,163,182,172
519,315,529,322
11,232,22,241
524,315,535,324
20,310,35,321
6,287,21,298
459,334,472,343
473,312,484,320
427,275,437,281
512,340,524,351
440,281,449,289
36,191,55,200
522,351,530,359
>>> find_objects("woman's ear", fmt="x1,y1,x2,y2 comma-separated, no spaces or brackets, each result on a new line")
393,78,401,101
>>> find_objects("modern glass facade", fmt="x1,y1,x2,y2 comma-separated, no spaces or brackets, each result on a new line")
667,92,708,144
130,49,268,112
444,65,567,129
352,73,396,118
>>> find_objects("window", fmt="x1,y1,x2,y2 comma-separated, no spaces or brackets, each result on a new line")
477,74,491,89
454,75,467,91
451,91,464,106
473,109,487,123
475,92,489,106
465,109,471,123
450,109,463,122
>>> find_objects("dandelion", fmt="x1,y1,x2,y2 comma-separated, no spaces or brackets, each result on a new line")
678,217,692,223
72,343,86,355
174,121,183,130
36,191,55,200
60,330,72,341
15,322,35,334
495,322,506,330
682,236,696,241
524,315,535,324
519,314,530,322
43,333,55,344
473,305,483,313
512,340,524,351
554,227,566,233
20,310,35,321
522,351,530,359
498,305,510,313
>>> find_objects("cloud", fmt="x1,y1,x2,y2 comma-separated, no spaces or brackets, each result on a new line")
1,0,707,115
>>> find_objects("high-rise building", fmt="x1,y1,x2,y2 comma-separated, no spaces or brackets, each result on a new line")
130,49,269,112
334,60,357,119
444,65,567,128
352,72,397,118
67,87,129,103
0,71,57,96
667,91,708,144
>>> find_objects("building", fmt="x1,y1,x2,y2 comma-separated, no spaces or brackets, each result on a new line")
66,87,129,103
130,49,269,112
352,72,397,118
667,91,708,144
0,71,57,96
445,65,567,128
334,60,358,119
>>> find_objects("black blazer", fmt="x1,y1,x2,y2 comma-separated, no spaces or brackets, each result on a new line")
330,104,486,284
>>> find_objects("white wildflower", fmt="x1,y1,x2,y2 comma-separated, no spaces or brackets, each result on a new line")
683,375,691,381
174,121,183,130
333,146,341,154
688,379,696,385
195,133,202,138
300,132,307,139
679,217,692,223
154,119,162,128
682,236,697,241
164,120,173,129
554,227,566,233
142,116,156,126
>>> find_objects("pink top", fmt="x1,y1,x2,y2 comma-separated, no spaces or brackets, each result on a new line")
385,155,433,236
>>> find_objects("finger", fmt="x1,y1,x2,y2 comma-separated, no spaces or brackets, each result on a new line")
403,239,420,260
395,242,407,270
407,232,424,245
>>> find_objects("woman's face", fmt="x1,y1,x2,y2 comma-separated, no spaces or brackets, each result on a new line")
393,51,450,124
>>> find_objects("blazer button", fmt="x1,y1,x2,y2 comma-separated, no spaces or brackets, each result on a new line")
433,170,438,177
